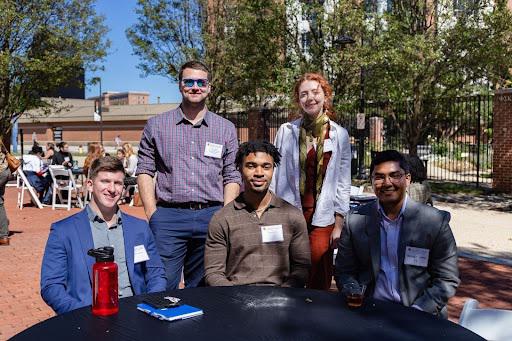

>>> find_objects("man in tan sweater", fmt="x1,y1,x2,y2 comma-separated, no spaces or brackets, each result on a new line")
204,141,311,287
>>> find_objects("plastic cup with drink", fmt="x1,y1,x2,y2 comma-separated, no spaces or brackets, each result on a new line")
343,282,366,309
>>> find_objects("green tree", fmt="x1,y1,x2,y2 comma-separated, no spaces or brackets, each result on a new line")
126,0,205,79
0,0,109,142
220,0,288,109
284,0,366,113
362,0,512,155
127,0,287,112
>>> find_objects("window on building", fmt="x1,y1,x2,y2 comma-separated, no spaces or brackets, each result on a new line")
453,0,481,17
301,32,311,55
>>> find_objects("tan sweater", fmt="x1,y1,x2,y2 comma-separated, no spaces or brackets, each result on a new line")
205,193,311,288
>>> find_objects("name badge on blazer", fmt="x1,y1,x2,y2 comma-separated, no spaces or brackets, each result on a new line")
134,245,150,264
261,225,284,243
404,246,429,267
323,139,334,153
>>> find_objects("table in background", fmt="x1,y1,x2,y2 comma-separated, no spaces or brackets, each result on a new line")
12,286,483,340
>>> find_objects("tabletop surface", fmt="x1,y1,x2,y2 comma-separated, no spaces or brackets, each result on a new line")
13,286,483,341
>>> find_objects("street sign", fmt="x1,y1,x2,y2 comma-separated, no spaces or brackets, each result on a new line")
94,111,101,122
356,113,366,130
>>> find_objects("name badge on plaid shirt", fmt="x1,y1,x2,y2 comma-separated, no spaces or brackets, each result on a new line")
204,142,223,158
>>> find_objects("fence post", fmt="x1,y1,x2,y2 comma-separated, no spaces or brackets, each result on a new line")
476,95,481,188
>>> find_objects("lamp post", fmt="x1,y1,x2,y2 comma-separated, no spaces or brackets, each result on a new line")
334,34,366,179
357,65,366,180
92,77,103,144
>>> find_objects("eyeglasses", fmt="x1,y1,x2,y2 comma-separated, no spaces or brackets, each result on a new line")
372,172,405,184
182,78,209,88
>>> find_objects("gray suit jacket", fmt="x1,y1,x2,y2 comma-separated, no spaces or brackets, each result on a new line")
335,199,460,317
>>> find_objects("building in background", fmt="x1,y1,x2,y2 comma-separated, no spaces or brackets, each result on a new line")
17,96,177,150
88,91,150,106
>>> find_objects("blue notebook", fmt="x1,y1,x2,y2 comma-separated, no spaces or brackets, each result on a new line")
137,303,204,322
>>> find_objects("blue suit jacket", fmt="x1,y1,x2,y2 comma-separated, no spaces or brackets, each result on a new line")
40,209,167,314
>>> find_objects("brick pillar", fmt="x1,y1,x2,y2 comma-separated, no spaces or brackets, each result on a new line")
247,109,269,141
369,116,384,151
492,89,512,193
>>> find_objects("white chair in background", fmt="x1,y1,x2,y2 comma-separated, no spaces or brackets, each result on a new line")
350,185,364,196
49,166,83,210
459,298,512,340
15,169,43,209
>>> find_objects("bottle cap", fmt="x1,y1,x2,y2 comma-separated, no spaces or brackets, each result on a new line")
88,246,115,262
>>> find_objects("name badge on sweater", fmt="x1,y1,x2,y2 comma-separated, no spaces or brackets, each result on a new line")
134,245,150,264
204,142,223,158
323,139,334,153
261,225,284,243
404,246,429,267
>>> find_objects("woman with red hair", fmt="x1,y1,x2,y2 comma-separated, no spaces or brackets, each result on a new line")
271,73,351,290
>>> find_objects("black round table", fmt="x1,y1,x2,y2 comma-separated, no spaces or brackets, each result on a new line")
12,286,483,340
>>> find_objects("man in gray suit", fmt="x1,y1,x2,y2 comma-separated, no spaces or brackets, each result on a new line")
335,150,459,317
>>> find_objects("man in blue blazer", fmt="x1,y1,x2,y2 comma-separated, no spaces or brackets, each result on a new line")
335,150,459,318
41,156,167,314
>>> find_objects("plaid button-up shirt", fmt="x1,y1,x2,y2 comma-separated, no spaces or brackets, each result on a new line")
136,106,241,204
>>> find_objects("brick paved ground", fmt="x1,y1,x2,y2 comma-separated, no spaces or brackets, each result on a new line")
0,187,511,340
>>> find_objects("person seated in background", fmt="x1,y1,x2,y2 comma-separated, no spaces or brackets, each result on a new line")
204,141,311,287
83,142,102,177
52,142,73,168
42,142,55,162
122,143,138,178
23,145,52,204
406,154,433,205
121,143,138,204
40,156,166,314
117,148,126,164
335,150,459,318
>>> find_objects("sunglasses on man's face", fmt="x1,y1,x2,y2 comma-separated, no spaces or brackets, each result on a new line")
181,78,209,88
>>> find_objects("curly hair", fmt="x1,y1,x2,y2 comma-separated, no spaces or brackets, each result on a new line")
235,140,281,170
293,72,335,120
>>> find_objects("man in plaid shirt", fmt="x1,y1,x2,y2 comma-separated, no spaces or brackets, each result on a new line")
136,60,241,289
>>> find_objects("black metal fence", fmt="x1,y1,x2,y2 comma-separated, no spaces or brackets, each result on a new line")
220,94,494,186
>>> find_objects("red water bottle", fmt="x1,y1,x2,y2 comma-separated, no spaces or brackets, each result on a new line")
87,246,119,316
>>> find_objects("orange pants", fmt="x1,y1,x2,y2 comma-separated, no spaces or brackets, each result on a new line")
307,225,334,290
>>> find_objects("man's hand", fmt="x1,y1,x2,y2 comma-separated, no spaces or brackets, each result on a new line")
145,206,157,220
330,214,345,249
137,173,157,220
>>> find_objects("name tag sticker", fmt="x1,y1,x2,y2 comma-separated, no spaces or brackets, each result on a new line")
134,245,150,264
204,142,223,158
404,246,429,267
64,157,70,162
323,139,334,153
261,225,284,243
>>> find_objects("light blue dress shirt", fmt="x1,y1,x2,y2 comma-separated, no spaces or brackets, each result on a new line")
373,196,409,303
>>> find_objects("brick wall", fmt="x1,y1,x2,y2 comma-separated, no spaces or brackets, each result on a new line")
492,89,512,193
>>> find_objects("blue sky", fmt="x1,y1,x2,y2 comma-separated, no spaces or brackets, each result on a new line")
85,0,181,104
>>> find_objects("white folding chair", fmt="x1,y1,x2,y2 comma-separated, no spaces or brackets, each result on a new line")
15,169,43,209
459,298,512,340
49,166,83,210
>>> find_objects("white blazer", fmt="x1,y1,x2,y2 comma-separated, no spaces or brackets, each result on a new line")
270,118,351,226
